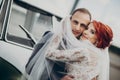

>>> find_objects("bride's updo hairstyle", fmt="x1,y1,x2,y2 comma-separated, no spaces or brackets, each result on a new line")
92,20,113,49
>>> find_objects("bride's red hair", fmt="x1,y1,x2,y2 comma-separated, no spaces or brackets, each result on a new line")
92,20,113,49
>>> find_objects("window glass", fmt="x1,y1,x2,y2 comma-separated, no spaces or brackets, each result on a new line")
7,2,53,47
0,0,6,37
32,13,52,41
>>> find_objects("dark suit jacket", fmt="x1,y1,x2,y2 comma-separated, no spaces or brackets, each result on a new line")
26,31,66,80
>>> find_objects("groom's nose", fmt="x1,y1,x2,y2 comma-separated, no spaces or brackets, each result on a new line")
75,24,80,31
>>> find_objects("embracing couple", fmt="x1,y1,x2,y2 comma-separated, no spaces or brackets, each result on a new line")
23,8,113,80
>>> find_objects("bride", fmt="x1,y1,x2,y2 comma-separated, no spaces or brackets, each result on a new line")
28,16,113,80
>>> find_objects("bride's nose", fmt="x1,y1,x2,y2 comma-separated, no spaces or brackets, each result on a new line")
83,30,88,35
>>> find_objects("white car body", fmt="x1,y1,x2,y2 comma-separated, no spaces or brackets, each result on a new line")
0,0,61,79
0,41,32,73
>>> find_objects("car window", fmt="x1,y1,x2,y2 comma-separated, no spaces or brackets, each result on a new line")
0,0,6,38
6,2,53,47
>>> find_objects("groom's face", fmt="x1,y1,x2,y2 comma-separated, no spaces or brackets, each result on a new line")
70,11,90,38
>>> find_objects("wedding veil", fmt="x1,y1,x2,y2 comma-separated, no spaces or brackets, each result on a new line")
26,16,109,80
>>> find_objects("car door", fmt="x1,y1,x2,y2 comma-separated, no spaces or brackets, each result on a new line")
0,0,34,79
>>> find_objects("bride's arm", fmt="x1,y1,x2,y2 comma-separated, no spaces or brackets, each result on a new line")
46,48,89,62
45,34,89,62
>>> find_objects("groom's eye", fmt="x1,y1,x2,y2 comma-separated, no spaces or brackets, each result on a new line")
80,24,88,29
73,20,78,25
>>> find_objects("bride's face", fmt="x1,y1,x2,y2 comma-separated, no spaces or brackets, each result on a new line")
81,23,98,45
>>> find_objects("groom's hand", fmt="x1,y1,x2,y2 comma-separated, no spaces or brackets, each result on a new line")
61,75,74,80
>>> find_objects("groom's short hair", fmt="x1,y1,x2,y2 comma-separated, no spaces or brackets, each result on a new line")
71,8,91,21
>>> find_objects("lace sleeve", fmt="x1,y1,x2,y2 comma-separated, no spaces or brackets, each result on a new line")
46,48,88,62
46,35,87,62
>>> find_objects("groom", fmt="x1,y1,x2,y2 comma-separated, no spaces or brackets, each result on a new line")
61,8,91,80
57,8,91,80
25,8,91,80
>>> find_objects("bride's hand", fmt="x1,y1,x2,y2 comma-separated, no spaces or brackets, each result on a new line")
61,75,74,80
46,50,53,57
92,77,97,80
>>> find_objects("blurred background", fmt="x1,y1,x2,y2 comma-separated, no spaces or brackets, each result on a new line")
0,0,120,80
